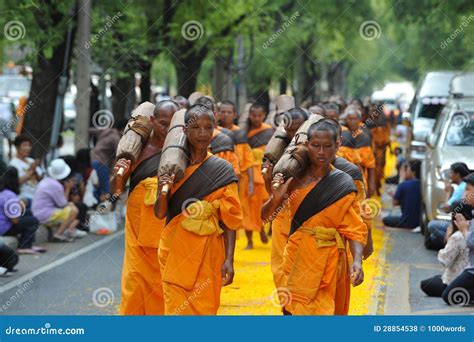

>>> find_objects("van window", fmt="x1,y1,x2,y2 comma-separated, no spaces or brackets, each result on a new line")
419,103,444,119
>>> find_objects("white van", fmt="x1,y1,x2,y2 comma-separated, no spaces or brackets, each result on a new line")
406,71,458,159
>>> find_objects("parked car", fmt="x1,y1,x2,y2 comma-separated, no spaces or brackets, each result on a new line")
421,73,474,232
405,71,459,160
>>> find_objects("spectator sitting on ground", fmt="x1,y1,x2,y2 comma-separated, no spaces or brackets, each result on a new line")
382,160,421,230
0,167,46,254
76,148,93,186
60,155,90,232
425,163,471,250
0,239,18,276
420,214,469,298
89,119,127,203
439,163,470,213
32,159,86,242
442,173,474,306
9,134,44,204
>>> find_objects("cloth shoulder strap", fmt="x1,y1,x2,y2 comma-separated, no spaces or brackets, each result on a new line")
249,127,274,148
356,129,372,148
167,156,238,223
210,132,235,154
233,128,249,144
341,129,357,148
219,127,235,140
332,157,362,181
129,153,161,192
290,169,357,236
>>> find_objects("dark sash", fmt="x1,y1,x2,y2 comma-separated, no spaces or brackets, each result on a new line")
233,128,249,144
341,128,372,148
289,169,357,236
341,129,357,149
129,153,161,192
167,156,238,223
332,157,363,181
210,132,235,154
366,112,388,128
356,128,372,148
219,127,235,140
249,127,274,148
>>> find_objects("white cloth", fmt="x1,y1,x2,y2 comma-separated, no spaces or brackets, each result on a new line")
9,157,44,200
83,169,99,207
438,231,469,284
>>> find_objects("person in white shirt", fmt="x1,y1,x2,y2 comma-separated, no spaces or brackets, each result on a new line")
8,134,44,202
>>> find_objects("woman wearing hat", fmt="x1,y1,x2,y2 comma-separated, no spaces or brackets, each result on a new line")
32,159,86,242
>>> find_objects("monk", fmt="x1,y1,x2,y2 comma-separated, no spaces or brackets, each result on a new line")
261,108,308,293
245,103,274,249
195,96,240,177
340,105,376,197
366,103,391,196
323,102,341,121
114,100,179,315
325,118,374,259
309,104,326,116
154,104,242,315
219,100,255,230
173,95,190,109
262,120,367,315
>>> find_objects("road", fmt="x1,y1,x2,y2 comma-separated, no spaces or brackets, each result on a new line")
0,136,472,315
1,218,472,315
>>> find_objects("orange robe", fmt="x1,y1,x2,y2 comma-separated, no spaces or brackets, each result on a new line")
230,125,254,230
246,123,273,231
272,160,370,298
283,177,367,315
158,154,242,315
271,205,291,291
15,96,27,135
340,125,375,187
211,129,241,177
370,123,390,189
337,126,362,165
120,176,165,315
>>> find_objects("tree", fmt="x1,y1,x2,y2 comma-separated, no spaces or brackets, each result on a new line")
3,0,77,159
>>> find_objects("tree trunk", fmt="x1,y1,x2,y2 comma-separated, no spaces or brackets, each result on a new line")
328,61,350,98
138,60,152,102
251,86,270,111
279,78,287,95
174,53,206,98
75,0,92,152
23,8,76,160
112,75,135,121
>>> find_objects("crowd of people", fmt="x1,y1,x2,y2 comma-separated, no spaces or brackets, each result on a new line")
0,118,127,275
1,90,473,312
114,92,469,316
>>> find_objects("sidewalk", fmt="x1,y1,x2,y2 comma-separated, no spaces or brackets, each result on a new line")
374,226,473,315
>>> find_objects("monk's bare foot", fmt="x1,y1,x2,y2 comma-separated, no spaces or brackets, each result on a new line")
244,241,254,250
260,230,269,244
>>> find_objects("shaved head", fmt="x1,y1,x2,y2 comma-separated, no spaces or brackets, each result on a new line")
154,100,179,117
185,104,216,125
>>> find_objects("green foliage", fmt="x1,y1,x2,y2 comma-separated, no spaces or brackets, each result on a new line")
0,0,75,66
1,0,472,98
